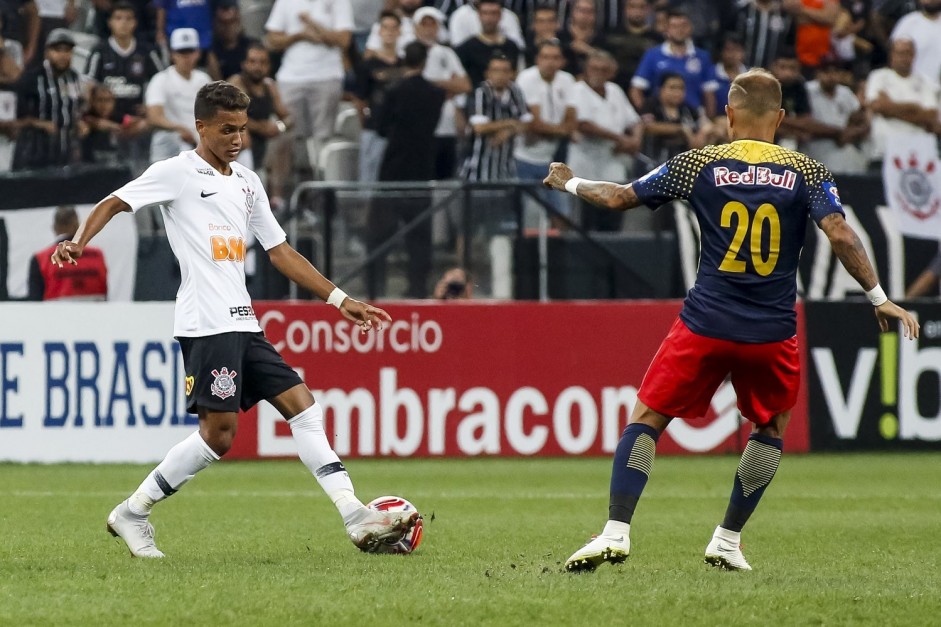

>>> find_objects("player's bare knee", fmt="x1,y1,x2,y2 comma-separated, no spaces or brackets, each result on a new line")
628,401,672,434
199,413,239,456
755,411,790,439
202,427,236,456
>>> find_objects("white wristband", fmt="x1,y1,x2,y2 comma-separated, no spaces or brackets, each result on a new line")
564,177,585,195
866,284,888,307
326,287,348,309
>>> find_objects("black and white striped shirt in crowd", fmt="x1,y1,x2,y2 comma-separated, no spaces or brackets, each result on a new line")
462,80,531,182
730,0,794,69
13,60,84,170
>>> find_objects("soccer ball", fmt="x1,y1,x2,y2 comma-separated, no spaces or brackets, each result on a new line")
366,496,424,554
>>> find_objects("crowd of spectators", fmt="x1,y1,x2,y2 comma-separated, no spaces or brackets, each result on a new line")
2,0,941,223
1,0,939,300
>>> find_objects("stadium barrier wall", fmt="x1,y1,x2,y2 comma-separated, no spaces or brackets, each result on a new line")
0,301,810,462
806,301,941,450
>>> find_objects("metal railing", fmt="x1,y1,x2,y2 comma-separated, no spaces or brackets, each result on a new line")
285,179,673,301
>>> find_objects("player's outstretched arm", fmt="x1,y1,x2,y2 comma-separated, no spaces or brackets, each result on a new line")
51,195,130,267
267,242,392,332
820,213,920,339
543,162,642,212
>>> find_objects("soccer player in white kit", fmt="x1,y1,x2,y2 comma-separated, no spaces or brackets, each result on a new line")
51,81,418,558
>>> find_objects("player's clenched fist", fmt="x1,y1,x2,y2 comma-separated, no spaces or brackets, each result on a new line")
51,240,83,268
544,162,574,192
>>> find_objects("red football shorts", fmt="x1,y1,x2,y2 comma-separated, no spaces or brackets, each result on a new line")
637,318,800,426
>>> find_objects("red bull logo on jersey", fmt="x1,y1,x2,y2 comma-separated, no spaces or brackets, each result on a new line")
713,166,797,190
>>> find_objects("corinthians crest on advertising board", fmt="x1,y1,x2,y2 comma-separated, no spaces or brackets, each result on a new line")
883,133,941,240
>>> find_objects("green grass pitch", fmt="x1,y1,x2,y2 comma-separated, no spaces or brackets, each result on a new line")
1,454,939,626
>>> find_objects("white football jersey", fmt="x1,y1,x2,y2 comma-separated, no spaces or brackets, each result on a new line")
112,151,287,337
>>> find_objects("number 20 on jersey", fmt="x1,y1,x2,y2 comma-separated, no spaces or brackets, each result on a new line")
719,201,780,276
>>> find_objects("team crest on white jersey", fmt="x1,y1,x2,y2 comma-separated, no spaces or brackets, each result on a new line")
210,367,238,399
242,186,255,214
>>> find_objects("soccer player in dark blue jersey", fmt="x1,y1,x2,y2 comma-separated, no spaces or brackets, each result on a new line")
546,68,920,572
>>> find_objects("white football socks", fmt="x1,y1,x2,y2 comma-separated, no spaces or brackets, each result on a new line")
714,525,742,546
602,520,631,538
289,402,364,522
127,430,219,516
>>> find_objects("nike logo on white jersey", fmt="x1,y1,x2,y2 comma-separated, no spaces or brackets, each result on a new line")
201,191,218,198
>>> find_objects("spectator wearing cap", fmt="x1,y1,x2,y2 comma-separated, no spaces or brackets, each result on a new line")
265,0,353,171
449,0,525,50
804,56,868,173
455,0,522,88
629,9,717,117
413,6,470,179
36,0,76,64
12,28,84,170
154,0,213,53
145,27,211,162
364,0,449,54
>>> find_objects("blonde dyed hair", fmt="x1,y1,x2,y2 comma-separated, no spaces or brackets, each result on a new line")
727,68,782,117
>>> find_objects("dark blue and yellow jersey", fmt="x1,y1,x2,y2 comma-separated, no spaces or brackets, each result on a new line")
632,139,844,343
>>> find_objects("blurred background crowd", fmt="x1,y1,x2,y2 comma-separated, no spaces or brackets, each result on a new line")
4,0,941,298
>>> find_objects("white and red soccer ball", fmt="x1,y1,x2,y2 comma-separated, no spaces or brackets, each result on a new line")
366,496,424,554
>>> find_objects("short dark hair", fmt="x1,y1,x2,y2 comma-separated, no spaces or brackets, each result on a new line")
54,206,77,230
477,0,502,8
535,38,562,55
245,41,268,56
658,71,684,87
403,40,428,69
110,1,137,16
378,9,401,23
666,8,689,20
194,81,250,120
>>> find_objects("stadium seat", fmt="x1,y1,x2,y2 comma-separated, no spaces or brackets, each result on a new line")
334,107,361,142
318,140,359,182
69,31,100,73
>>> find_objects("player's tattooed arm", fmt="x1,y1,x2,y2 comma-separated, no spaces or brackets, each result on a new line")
573,180,641,212
543,162,643,212
821,212,921,339
820,213,879,290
